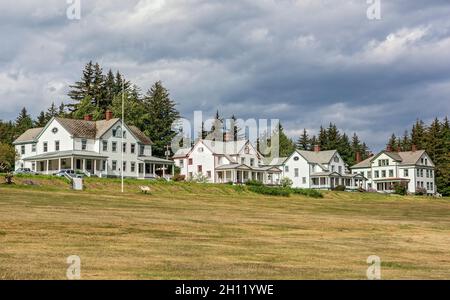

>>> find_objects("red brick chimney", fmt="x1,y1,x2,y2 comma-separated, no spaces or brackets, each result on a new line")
223,132,233,142
356,152,362,163
314,145,321,152
84,114,93,121
411,144,417,152
386,144,392,152
105,110,113,121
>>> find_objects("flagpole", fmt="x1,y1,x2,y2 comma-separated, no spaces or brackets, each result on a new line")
121,80,124,193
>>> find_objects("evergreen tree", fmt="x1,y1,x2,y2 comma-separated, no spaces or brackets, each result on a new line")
228,114,243,141
92,62,106,108
400,130,411,151
309,135,318,151
15,107,33,138
34,111,48,127
45,102,58,120
325,123,340,150
68,61,94,107
209,110,224,141
411,119,426,150
297,128,310,150
337,133,353,165
387,133,397,150
142,81,180,157
273,123,296,157
318,126,327,148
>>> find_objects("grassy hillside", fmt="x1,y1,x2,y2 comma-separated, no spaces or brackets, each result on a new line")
0,175,449,279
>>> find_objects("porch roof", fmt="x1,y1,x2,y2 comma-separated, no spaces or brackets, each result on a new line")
23,150,108,161
373,178,410,182
215,164,282,172
311,171,341,177
138,155,174,164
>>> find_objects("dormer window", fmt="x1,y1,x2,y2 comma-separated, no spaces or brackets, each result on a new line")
198,147,204,153
81,139,87,150
113,126,122,138
244,146,250,154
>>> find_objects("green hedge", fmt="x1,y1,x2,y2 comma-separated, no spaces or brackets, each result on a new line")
247,185,291,197
288,188,323,198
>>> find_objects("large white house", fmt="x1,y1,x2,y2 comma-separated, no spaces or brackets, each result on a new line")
173,139,282,184
264,145,366,190
350,145,436,194
13,111,174,178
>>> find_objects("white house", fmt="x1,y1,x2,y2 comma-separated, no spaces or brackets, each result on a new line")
350,145,436,194
265,145,367,190
13,111,174,178
173,139,282,184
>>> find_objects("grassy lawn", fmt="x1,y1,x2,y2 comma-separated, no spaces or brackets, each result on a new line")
0,175,449,279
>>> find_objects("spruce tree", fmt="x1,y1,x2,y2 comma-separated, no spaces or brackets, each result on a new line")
34,111,48,127
15,107,33,137
297,128,310,150
142,81,180,157
68,61,94,107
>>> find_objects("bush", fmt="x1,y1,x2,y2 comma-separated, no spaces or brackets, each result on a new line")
289,188,323,198
280,177,293,188
415,187,427,196
393,182,408,195
172,174,186,182
4,172,14,184
332,185,346,191
189,173,209,183
248,185,291,197
245,180,264,186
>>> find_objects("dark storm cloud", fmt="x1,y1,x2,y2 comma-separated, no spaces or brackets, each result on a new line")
0,0,449,150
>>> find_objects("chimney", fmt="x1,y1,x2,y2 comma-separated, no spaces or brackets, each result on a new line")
356,152,362,163
223,132,233,142
314,145,321,152
386,144,392,152
396,146,402,152
411,144,417,152
84,114,93,121
105,110,113,121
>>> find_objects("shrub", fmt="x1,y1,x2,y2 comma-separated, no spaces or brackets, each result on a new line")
332,185,346,192
289,188,323,198
189,173,209,183
415,187,427,196
4,172,14,184
280,177,293,188
172,174,186,182
245,180,264,186
248,185,291,197
393,182,408,195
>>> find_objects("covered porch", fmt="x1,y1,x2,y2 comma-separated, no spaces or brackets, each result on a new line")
215,164,282,185
374,178,410,193
137,156,175,180
24,150,108,177
311,172,367,190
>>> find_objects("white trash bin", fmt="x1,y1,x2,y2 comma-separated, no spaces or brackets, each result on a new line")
72,177,83,190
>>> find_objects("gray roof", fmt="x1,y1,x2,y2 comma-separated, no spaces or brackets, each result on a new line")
351,150,428,168
296,149,337,164
202,140,248,155
215,163,281,172
129,125,152,145
173,148,191,158
138,155,174,164
263,157,287,166
13,127,44,144
23,150,108,161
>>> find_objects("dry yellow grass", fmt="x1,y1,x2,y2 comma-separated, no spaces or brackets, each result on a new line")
0,176,449,279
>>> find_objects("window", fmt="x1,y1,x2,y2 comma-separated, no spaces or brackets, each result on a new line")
123,161,127,172
334,156,339,162
404,169,409,177
179,160,184,168
139,145,145,155
241,157,245,164
102,141,108,152
244,146,250,154
43,142,48,152
420,169,424,177
81,139,87,150
21,145,25,155
188,172,193,179
381,170,386,178
102,161,106,171
294,168,299,178
285,166,289,172
207,171,211,178
430,170,434,178
131,162,136,172
425,158,428,165
31,162,35,171
122,142,127,153
417,169,420,177
55,141,60,151
112,142,117,152
338,166,342,174
131,144,136,154
112,161,117,171
250,158,255,166
426,169,429,178
427,182,430,190
32,144,36,152
374,171,379,178
293,156,299,161
331,165,335,172
198,147,204,153
197,165,202,173
123,131,126,138
188,158,193,165
302,177,306,184
430,182,434,190
389,170,394,177
367,171,372,179
112,129,117,137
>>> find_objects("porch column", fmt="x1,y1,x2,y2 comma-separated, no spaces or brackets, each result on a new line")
172,165,175,176
163,164,166,177
58,158,61,171
94,160,97,175
71,157,74,170
46,160,49,175
143,163,146,178
82,159,86,172
153,164,156,177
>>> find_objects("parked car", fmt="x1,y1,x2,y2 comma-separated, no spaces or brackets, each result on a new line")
54,169,77,177
13,168,37,175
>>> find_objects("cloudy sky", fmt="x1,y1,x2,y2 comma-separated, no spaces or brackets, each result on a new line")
1,0,449,150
